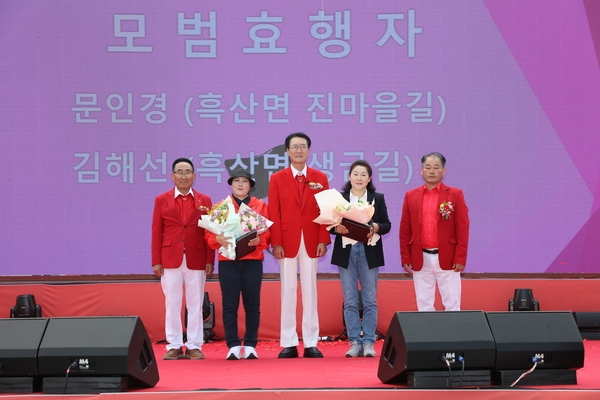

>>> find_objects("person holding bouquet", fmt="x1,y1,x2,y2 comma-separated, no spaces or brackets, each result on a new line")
268,132,331,359
330,160,391,358
205,169,271,360
151,158,214,360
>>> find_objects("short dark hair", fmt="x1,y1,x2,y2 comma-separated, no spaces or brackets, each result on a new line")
172,157,194,172
421,152,446,167
342,160,377,193
285,132,311,149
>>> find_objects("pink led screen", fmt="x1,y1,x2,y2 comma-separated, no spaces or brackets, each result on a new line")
1,0,600,275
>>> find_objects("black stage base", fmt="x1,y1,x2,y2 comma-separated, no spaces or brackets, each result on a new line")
407,370,491,388
42,377,128,394
0,377,42,393
493,369,577,387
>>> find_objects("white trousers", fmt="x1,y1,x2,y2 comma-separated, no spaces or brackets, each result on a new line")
278,233,320,348
161,255,206,350
413,252,461,311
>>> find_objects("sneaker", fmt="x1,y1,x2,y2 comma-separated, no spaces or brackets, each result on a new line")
243,346,258,359
163,348,185,360
185,349,205,360
363,342,376,358
226,346,242,360
345,341,364,358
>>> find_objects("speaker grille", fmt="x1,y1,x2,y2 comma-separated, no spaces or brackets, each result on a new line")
378,311,496,384
37,316,158,388
0,318,49,377
486,311,584,370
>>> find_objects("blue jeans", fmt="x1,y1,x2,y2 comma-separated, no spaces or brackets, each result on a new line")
338,243,379,344
218,259,263,348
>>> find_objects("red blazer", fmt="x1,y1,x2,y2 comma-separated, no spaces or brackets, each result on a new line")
268,167,331,258
205,195,271,261
399,182,469,271
151,188,215,270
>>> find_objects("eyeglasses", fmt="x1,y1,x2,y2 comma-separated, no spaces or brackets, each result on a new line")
173,170,194,177
289,145,309,151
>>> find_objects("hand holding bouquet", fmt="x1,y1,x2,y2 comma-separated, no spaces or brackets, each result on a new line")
238,202,272,235
313,189,378,247
313,189,374,226
198,197,239,259
199,197,273,259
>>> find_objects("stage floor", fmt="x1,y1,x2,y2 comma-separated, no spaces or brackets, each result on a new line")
2,339,599,400
2,277,600,399
145,339,600,392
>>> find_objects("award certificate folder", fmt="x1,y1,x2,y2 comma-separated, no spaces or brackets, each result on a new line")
341,218,371,244
235,230,258,260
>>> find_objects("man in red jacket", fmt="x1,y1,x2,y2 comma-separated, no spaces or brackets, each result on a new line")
400,152,469,311
152,158,215,360
268,132,331,358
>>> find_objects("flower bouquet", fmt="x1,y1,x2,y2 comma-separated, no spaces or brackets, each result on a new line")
313,189,379,247
198,197,272,259
198,197,239,259
238,203,272,234
235,203,273,259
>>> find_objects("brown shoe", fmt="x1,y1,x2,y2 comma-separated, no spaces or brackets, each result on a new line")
163,348,185,360
185,349,205,360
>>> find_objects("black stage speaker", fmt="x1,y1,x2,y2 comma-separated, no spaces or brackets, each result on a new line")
486,311,584,386
37,316,159,391
486,311,584,370
0,318,48,377
572,312,600,340
0,318,49,393
377,311,496,385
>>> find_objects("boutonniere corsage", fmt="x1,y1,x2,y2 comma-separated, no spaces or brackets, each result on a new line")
307,182,324,190
439,201,454,220
198,205,210,213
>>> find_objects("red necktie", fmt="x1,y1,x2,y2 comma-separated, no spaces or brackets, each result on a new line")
179,194,193,221
296,173,305,196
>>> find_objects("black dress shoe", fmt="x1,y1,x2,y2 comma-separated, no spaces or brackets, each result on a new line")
278,346,299,359
303,347,324,358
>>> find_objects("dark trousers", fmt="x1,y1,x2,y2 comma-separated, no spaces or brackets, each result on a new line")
218,259,263,348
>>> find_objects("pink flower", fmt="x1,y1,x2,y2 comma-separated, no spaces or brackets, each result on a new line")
439,201,454,220
239,206,270,234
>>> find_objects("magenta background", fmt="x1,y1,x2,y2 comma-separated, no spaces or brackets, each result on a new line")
1,0,599,275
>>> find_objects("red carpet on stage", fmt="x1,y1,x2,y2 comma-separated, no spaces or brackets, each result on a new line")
2,278,600,399
149,340,384,391
144,339,600,392
3,339,597,400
